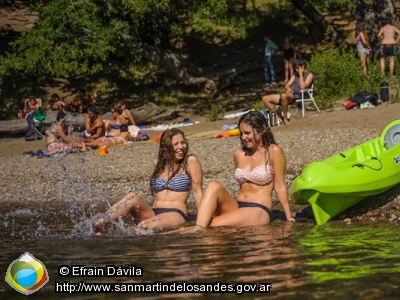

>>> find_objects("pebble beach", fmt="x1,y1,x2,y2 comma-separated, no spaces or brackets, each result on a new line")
1,102,400,226
1,105,400,226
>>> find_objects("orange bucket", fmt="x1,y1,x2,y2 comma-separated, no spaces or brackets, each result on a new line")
98,145,108,155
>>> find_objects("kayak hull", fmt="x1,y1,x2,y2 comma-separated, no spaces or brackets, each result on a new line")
291,120,400,225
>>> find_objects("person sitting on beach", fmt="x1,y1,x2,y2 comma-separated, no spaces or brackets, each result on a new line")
262,58,314,125
45,111,85,154
85,124,134,148
117,100,136,126
103,106,126,133
195,111,295,228
44,93,66,113
93,128,203,233
83,106,105,143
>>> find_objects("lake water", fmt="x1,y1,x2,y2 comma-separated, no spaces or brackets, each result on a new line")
1,206,399,299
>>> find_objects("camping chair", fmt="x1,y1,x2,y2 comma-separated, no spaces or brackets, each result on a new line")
295,84,320,117
24,98,51,139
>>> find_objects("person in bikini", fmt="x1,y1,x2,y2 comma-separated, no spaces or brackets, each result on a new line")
262,58,314,125
377,18,400,77
93,128,203,234
282,37,296,82
195,111,294,228
117,101,136,126
45,111,85,154
85,124,134,148
355,23,371,75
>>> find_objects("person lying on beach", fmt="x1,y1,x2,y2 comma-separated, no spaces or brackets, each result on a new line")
85,124,134,148
195,111,295,228
93,128,203,234
45,111,85,155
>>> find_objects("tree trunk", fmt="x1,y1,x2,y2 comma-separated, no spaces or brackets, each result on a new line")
140,43,260,93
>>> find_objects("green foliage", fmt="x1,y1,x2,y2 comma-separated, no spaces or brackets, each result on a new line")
309,46,384,108
207,103,226,121
252,100,265,111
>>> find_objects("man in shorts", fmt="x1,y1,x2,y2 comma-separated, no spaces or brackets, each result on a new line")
262,59,314,125
377,18,400,77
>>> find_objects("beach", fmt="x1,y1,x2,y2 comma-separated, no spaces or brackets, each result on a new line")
1,102,400,224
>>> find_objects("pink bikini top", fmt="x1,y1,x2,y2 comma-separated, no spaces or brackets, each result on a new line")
234,165,274,186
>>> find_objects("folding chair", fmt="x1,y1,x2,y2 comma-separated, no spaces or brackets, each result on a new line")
295,84,320,117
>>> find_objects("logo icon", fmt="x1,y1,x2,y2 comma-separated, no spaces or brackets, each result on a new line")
5,252,49,295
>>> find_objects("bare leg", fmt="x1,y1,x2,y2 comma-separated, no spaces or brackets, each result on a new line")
195,181,238,227
93,192,154,231
261,94,280,113
389,56,395,77
280,93,294,125
284,59,290,82
360,53,368,75
380,57,386,75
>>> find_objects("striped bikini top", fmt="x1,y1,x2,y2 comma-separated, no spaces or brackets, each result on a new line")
234,165,274,186
151,173,192,193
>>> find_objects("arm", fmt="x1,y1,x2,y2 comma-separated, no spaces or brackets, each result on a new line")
89,119,105,139
56,125,70,143
188,155,203,210
298,67,313,90
377,28,383,43
285,75,295,92
118,115,127,125
270,144,294,221
395,26,400,44
125,109,136,125
360,32,371,49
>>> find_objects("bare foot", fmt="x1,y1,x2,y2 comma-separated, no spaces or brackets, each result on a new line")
283,118,291,125
81,142,87,152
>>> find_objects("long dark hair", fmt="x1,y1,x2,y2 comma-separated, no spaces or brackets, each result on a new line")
238,111,276,150
150,128,189,191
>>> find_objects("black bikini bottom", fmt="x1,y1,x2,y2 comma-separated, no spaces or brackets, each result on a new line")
237,201,271,217
152,208,187,220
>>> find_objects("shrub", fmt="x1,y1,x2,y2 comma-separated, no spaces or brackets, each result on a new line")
207,104,226,121
309,46,384,109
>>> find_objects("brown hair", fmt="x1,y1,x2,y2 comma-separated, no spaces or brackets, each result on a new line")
150,128,189,192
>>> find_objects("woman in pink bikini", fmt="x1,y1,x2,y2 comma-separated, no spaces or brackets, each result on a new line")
195,111,295,227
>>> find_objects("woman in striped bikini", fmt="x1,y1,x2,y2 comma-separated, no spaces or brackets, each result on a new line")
195,111,295,228
93,128,203,233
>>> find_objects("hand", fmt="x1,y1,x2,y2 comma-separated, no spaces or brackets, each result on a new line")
287,217,296,222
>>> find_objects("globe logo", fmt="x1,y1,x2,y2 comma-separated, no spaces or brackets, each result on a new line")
5,252,49,295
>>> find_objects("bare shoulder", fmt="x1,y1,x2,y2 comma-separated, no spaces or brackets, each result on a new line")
187,154,200,164
234,148,243,157
269,144,285,157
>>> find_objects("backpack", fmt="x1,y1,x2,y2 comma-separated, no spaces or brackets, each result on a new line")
351,91,379,106
24,113,42,141
380,81,389,102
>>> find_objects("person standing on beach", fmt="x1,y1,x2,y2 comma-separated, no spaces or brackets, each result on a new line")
93,128,203,233
377,18,400,77
355,23,371,75
264,34,278,87
195,111,295,228
283,37,296,82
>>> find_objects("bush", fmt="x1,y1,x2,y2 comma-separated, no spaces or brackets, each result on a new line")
207,104,226,121
309,46,384,109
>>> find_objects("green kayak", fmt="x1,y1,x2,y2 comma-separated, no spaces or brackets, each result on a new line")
291,119,400,225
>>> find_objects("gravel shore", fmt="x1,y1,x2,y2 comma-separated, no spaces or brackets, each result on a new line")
1,121,399,225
